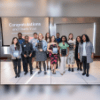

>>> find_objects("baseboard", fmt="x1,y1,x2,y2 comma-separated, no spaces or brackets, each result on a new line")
94,56,100,58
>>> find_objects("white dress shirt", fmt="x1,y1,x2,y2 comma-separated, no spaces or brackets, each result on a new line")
83,42,87,56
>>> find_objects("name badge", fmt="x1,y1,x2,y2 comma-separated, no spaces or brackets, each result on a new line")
24,45,26,47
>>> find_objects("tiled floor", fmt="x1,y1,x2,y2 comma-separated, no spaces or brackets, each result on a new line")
0,86,100,100
1,60,100,84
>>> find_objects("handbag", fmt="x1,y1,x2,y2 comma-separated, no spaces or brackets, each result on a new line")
53,48,58,54
61,49,67,56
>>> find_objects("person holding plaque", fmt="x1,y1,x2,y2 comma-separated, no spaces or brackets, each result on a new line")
59,36,69,75
10,37,22,78
22,35,33,75
35,33,47,75
67,33,76,72
47,36,59,74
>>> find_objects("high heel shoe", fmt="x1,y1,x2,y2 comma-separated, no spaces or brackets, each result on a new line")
53,69,56,74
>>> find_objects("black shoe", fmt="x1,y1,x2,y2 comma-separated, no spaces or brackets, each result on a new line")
72,68,74,72
77,68,79,71
24,72,28,75
36,66,39,69
86,74,89,77
53,69,56,74
44,71,47,75
68,67,70,71
17,74,20,77
30,71,33,75
80,68,82,71
15,75,17,78
38,70,41,74
47,67,49,70
56,65,58,69
82,73,86,75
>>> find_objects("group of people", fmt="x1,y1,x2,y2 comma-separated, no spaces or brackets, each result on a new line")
10,32,94,78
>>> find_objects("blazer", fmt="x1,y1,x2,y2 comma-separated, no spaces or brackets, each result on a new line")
10,44,22,60
78,42,94,63
21,42,33,56
36,39,47,51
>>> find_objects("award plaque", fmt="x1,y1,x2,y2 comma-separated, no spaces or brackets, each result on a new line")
69,43,74,50
13,51,19,57
37,42,43,51
53,48,58,54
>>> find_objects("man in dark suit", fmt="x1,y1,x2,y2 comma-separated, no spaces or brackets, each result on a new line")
22,35,33,75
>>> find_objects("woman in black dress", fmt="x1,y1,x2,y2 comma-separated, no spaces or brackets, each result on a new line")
45,32,51,70
75,36,82,71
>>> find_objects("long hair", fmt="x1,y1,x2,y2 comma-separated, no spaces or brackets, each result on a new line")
68,33,73,40
76,36,81,45
81,34,90,44
60,35,68,43
45,32,51,42
50,35,57,42
12,37,20,50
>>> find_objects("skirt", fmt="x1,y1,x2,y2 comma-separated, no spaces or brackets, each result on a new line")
67,50,75,65
36,51,47,61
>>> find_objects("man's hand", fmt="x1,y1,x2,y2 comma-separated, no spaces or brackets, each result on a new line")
60,54,62,57
29,53,32,57
24,54,27,58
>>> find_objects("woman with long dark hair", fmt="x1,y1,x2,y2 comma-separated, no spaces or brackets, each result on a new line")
78,34,94,77
59,35,69,75
67,33,76,72
47,35,59,74
10,37,22,78
75,36,82,71
45,32,51,70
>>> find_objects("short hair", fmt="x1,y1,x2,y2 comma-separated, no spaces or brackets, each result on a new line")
56,32,60,35
25,35,29,38
33,32,37,35
18,32,22,35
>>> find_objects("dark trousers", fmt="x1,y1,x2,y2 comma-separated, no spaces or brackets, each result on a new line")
12,58,21,76
21,54,25,72
76,61,82,69
39,61,46,72
24,57,32,73
82,56,90,74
